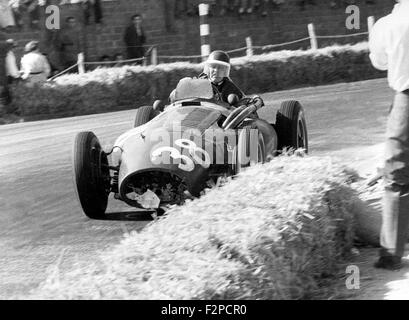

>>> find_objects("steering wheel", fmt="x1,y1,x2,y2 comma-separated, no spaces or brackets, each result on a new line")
236,97,252,107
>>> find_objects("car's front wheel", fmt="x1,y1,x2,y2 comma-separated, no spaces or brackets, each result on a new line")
275,100,308,153
72,131,110,219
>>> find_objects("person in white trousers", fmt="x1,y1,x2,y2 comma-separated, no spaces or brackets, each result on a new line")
369,0,409,270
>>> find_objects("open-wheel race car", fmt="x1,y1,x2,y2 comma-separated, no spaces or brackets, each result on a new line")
72,78,308,219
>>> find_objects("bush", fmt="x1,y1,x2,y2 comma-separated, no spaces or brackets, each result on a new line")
28,155,358,300
10,42,385,119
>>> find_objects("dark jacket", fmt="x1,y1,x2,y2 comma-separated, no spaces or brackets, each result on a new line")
124,25,146,59
0,33,7,86
83,0,103,24
0,33,11,106
57,26,85,67
199,73,244,103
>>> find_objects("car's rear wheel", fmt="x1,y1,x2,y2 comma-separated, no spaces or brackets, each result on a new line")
275,100,308,153
73,131,110,219
235,125,266,174
134,106,158,128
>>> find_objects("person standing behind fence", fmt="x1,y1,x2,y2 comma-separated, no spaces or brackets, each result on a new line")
57,17,85,72
123,14,146,65
82,0,103,25
0,32,11,111
20,41,50,87
5,39,20,83
368,0,409,270
0,0,16,29
113,53,124,67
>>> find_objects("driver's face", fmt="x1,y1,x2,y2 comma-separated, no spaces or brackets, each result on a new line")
208,63,229,84
67,18,76,28
133,16,142,27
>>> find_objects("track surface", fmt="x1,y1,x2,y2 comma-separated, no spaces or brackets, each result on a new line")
0,78,395,298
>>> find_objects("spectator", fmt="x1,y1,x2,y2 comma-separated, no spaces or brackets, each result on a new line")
100,54,110,62
175,0,194,17
26,0,41,29
43,28,63,73
163,0,176,31
219,0,231,16
42,52,59,78
20,40,51,87
57,16,85,72
98,54,111,67
0,0,16,29
82,0,103,25
9,0,22,29
123,14,146,64
298,0,316,10
368,0,409,270
175,0,184,18
8,0,43,30
0,32,12,110
239,0,253,14
5,39,20,83
219,0,284,16
113,52,124,67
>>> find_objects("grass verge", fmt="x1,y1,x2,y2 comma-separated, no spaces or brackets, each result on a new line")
29,155,359,299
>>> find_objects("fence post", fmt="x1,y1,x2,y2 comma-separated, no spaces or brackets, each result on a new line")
367,16,375,38
199,3,211,61
151,47,158,65
77,53,85,74
308,23,318,50
246,37,253,57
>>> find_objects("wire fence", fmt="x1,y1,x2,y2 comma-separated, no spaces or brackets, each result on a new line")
48,21,373,81
315,31,369,39
48,63,79,81
156,30,370,62
84,57,145,66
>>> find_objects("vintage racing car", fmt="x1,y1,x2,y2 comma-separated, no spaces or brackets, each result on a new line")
72,78,308,219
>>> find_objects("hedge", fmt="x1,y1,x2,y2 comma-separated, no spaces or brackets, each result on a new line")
8,42,385,119
28,155,358,300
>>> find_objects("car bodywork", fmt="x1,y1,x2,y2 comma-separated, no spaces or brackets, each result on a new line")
73,78,307,218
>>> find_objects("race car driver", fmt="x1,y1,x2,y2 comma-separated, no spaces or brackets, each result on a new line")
199,50,244,103
165,50,245,107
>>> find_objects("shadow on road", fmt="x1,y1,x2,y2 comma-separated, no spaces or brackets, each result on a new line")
102,210,156,222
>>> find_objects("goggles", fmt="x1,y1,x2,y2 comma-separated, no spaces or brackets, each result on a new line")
204,61,231,79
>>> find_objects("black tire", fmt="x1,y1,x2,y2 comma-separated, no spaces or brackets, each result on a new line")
134,105,158,128
235,125,266,174
72,131,110,219
275,100,308,153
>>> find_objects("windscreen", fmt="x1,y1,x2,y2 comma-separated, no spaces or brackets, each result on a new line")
173,78,215,101
148,106,221,134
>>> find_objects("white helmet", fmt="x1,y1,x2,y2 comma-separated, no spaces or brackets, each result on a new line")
204,50,231,83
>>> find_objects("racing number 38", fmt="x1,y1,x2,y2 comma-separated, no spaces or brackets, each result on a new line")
151,139,211,172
